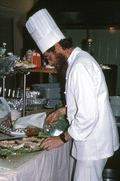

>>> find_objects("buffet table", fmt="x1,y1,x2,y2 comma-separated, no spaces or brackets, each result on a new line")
0,140,75,181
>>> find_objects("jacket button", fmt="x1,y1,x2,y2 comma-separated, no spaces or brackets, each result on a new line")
64,92,66,94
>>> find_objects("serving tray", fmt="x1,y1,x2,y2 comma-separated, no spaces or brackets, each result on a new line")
0,136,44,156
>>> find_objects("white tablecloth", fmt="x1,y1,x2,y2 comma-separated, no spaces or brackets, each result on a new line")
0,141,75,181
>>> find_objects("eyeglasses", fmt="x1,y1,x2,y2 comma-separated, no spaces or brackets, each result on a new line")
43,55,52,61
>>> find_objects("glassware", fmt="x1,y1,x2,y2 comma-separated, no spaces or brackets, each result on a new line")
0,43,6,59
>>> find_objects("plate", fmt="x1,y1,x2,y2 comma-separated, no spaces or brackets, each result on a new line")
10,131,26,137
44,105,53,109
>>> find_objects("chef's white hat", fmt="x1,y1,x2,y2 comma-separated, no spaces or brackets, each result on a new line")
25,9,65,54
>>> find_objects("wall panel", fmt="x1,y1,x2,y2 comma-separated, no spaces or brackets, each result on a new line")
63,28,120,95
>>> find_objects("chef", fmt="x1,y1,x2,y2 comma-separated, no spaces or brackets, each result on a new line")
26,9,119,181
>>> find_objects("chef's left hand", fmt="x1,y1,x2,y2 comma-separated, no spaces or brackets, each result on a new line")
39,136,64,151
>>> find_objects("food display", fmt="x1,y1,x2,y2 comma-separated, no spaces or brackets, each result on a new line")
0,112,13,135
99,64,111,70
0,102,69,157
26,126,40,136
15,60,36,69
0,98,13,135
0,137,44,156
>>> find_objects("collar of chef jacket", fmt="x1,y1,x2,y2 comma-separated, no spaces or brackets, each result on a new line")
67,47,82,66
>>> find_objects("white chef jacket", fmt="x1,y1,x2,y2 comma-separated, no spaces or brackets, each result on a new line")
65,47,119,161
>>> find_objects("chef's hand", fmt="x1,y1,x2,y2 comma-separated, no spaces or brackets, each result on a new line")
39,136,64,151
46,107,66,125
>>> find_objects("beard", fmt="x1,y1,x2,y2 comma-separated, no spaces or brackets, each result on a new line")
53,53,68,72
53,53,68,106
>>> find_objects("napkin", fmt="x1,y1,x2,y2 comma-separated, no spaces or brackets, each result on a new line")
13,112,46,129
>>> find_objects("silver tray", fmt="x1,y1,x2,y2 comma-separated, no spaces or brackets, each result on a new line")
14,67,35,70
0,132,25,141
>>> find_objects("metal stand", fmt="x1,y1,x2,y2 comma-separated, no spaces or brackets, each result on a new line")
48,73,54,83
23,74,26,117
21,71,30,117
0,75,6,98
0,67,57,116
14,68,30,117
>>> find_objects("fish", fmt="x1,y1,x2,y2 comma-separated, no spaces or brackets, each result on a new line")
12,143,25,150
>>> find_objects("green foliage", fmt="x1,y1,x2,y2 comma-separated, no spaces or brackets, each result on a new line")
38,114,69,137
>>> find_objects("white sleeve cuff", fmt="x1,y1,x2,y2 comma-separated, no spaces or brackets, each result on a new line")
68,126,86,141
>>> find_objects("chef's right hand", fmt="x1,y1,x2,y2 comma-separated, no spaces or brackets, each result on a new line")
46,107,66,125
